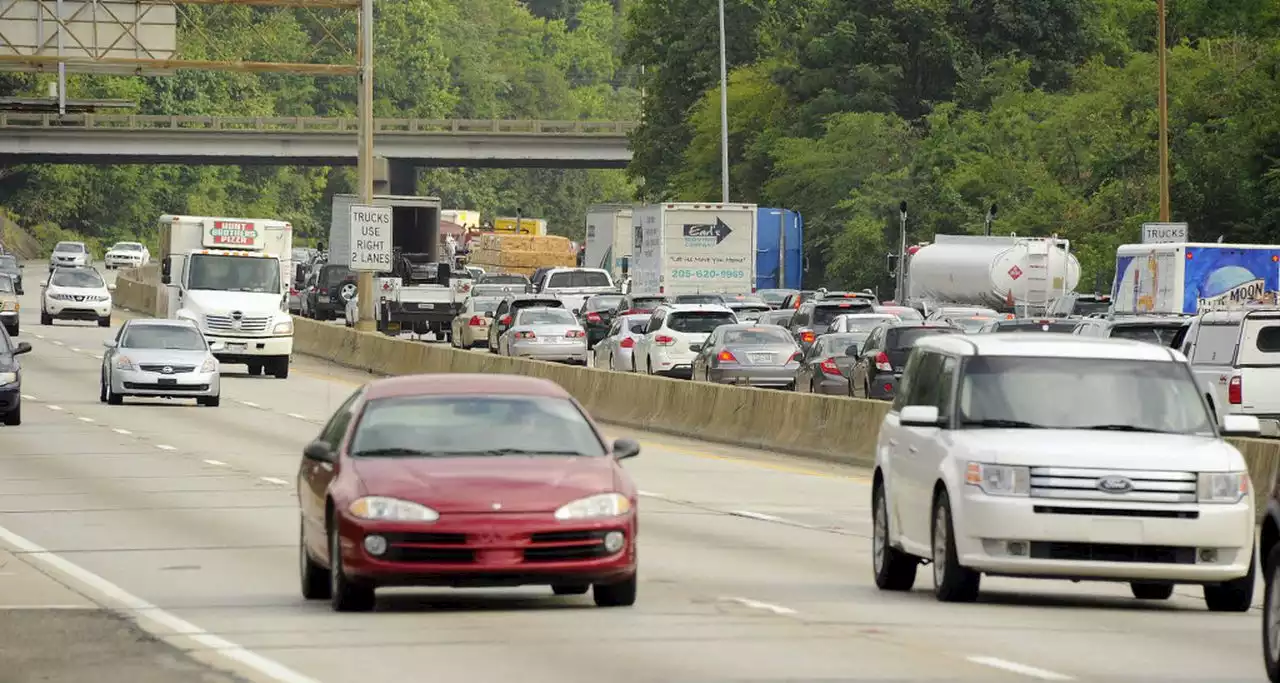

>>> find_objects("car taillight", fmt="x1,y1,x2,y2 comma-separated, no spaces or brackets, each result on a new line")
289,287,298,296
717,349,737,362
800,330,816,344
514,330,536,339
567,330,586,338
654,335,675,346
620,337,635,348
500,315,512,325
819,358,841,375
586,312,602,322
787,351,802,364
468,316,485,326
1229,376,1242,405
874,351,893,372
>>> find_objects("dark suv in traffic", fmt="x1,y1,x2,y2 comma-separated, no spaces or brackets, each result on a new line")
847,321,961,400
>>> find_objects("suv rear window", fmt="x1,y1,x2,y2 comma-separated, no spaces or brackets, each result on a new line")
627,296,667,310
1258,325,1280,353
1109,323,1186,347
322,266,353,285
814,302,874,327
992,320,1078,333
668,311,736,334
512,298,564,311
585,295,624,312
547,271,611,288
887,326,961,350
675,294,724,304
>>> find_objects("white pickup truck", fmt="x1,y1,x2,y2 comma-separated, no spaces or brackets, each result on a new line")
345,255,473,340
1181,306,1280,437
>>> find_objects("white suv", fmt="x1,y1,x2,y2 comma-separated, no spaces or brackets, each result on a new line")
632,303,737,377
871,333,1261,611
42,266,114,327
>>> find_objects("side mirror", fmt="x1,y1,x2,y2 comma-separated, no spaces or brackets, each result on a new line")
900,405,941,427
161,257,171,278
107,283,117,292
1221,414,1262,437
13,341,31,355
573,308,582,316
303,440,335,463
612,438,640,460
161,273,171,285
102,339,117,349
209,341,226,352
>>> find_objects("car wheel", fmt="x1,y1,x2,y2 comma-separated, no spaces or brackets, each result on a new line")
270,357,290,379
40,310,51,326
593,573,636,607
1205,552,1255,612
99,372,107,403
328,524,375,612
98,315,111,328
1131,582,1174,600
106,377,123,406
198,394,221,407
1263,544,1280,681
300,518,330,600
552,583,590,596
872,481,917,591
646,358,654,376
3,404,19,426
931,490,980,602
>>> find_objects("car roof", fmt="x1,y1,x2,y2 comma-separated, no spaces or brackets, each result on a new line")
125,318,198,328
914,333,1181,361
657,303,734,313
364,374,573,401
510,294,560,301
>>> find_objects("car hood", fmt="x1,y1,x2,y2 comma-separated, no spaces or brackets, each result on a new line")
184,290,283,315
351,455,618,513
48,285,108,297
117,348,211,367
107,250,144,257
947,429,1241,472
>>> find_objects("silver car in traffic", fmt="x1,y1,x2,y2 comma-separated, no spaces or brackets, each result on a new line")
691,323,801,389
101,318,222,406
499,307,588,364
591,313,649,372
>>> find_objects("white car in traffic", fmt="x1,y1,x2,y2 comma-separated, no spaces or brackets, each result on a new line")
871,333,1261,611
41,266,114,327
631,303,738,377
104,241,151,270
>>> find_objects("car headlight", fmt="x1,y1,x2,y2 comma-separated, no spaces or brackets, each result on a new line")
965,462,1030,497
199,356,217,373
272,320,293,335
114,355,136,371
554,492,632,520
1,301,16,311
1198,472,1249,504
0,372,16,385
348,496,440,522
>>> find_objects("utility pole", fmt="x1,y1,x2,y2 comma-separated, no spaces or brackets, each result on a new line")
717,0,730,203
1156,0,1172,221
354,0,376,332
895,201,907,303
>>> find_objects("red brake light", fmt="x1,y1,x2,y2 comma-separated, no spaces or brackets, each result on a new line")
586,312,602,322
717,349,737,362
514,330,536,339
874,351,893,372
289,287,298,296
787,351,802,363
654,334,675,345
819,358,841,375
1229,376,1242,405
319,288,328,295
567,330,586,338
620,337,635,348
500,315,512,325
468,316,485,326
800,330,816,344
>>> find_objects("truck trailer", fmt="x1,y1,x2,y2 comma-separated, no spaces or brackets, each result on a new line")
1113,242,1280,315
584,204,634,283
632,203,757,296
907,234,1081,314
158,215,294,378
756,207,802,290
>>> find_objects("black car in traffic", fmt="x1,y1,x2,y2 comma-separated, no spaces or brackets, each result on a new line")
0,325,32,425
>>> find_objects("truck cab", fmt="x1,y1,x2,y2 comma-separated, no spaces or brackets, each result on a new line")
159,215,294,378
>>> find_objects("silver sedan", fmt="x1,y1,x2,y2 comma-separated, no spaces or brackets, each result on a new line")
690,323,801,389
592,313,650,372
101,318,222,406
499,307,589,364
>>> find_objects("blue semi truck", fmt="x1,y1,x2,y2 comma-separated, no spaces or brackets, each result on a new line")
756,208,803,290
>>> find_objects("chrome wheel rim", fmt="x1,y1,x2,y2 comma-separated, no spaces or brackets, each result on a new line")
932,506,947,587
872,491,886,574
1269,571,1280,661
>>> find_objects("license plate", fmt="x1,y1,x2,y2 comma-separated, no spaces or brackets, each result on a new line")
158,377,177,386
318,295,330,302
227,343,246,352
542,336,562,343
749,352,774,364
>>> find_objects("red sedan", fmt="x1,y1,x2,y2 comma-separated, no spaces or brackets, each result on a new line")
297,373,640,612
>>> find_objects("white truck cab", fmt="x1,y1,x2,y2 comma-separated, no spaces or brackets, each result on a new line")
158,215,294,378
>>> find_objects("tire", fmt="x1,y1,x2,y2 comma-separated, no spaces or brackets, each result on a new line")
3,404,19,426
552,583,590,596
328,524,375,612
247,362,264,376
931,490,980,602
99,374,107,403
98,315,111,328
593,573,636,607
300,519,330,600
270,357,289,379
198,394,221,407
1131,582,1174,600
4,324,15,337
871,481,918,591
106,375,123,405
1205,551,1255,612
1262,544,1280,681
40,310,51,326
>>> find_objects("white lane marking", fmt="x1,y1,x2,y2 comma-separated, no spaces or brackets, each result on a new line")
203,459,228,466
0,524,323,683
33,334,44,340
46,405,63,411
77,416,94,423
0,604,94,610
967,656,1073,681
729,510,788,523
260,477,288,485
112,428,132,435
51,340,63,346
240,401,260,408
156,444,176,451
637,490,666,499
286,412,307,420
70,347,81,352
20,394,34,400
719,596,798,616
95,354,104,360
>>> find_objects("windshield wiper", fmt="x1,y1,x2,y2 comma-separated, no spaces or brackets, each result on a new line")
474,448,587,457
1076,424,1173,434
352,447,434,457
959,418,1047,429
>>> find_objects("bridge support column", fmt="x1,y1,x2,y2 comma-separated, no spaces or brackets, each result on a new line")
372,157,417,195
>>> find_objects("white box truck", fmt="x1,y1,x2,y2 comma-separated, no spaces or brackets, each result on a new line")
631,203,757,296
1113,242,1280,315
158,215,294,378
584,204,634,282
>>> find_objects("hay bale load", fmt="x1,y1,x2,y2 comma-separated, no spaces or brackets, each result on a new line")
469,233,576,277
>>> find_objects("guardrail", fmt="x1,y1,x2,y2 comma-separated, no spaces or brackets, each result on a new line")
0,113,639,136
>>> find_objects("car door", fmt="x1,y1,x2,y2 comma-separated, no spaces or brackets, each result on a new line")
693,327,721,380
850,328,882,397
300,389,361,554
634,309,665,372
103,322,128,384
797,336,826,391
597,318,621,367
489,299,511,350
892,350,945,551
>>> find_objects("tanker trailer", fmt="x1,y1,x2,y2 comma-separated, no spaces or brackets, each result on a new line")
907,234,1080,313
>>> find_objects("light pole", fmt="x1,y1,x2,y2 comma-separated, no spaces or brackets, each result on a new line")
1156,0,1172,221
895,201,907,303
717,0,730,203
354,0,376,332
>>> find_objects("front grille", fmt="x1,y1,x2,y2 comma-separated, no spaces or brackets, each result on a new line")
122,382,210,391
380,531,473,564
138,364,197,373
1029,467,1197,503
1033,505,1198,520
524,529,614,562
204,314,270,333
1029,541,1196,564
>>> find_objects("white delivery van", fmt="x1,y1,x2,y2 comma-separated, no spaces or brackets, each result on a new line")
631,203,757,297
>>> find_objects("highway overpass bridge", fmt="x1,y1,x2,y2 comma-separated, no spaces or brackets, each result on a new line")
0,114,636,168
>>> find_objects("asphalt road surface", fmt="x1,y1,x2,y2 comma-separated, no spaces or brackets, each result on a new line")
0,263,1267,683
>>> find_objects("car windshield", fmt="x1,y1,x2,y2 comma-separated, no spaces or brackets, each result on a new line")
585,295,624,312
121,325,207,350
480,274,528,285
759,290,795,305
957,356,1214,435
350,395,606,457
993,320,1079,333
54,242,85,253
51,269,104,288
879,307,923,322
626,297,667,310
820,333,864,356
1109,323,1185,347
888,327,961,350
674,294,723,304
470,297,502,315
1072,298,1112,316
113,243,144,252
948,317,994,332
837,315,894,332
472,284,524,297
668,310,736,333
722,327,793,345
517,308,577,325
814,303,873,327
321,266,353,285
0,256,16,270
625,319,648,334
187,254,280,293
0,276,13,293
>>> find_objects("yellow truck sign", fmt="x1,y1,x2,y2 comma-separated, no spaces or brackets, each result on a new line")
493,217,547,235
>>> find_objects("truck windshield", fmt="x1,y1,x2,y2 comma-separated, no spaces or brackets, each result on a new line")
188,254,280,293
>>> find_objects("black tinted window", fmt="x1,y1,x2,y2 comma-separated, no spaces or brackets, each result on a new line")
668,311,736,334
547,271,611,288
122,325,207,350
675,294,724,304
1257,326,1280,353
1110,324,1186,347
813,303,873,326
887,327,961,350
480,274,528,285
513,299,563,311
0,277,13,293
994,321,1078,333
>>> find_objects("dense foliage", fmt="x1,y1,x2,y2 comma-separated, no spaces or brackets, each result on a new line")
627,0,1280,292
0,0,639,250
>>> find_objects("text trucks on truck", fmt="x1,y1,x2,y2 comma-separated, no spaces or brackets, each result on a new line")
159,215,294,378
632,203,757,296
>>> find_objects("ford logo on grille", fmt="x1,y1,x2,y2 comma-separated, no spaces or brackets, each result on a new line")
1097,476,1134,493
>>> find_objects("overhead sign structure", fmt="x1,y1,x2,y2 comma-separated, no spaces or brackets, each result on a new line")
1142,222,1188,244
0,0,178,76
349,204,393,272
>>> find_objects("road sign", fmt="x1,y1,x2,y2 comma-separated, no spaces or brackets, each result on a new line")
349,204,393,272
1142,222,1187,244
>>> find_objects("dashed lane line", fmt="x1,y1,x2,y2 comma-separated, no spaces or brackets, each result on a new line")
46,405,63,411
203,459,228,467
77,416,94,423
155,444,176,451
718,596,799,616
966,656,1073,681
259,477,288,486
111,428,132,435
